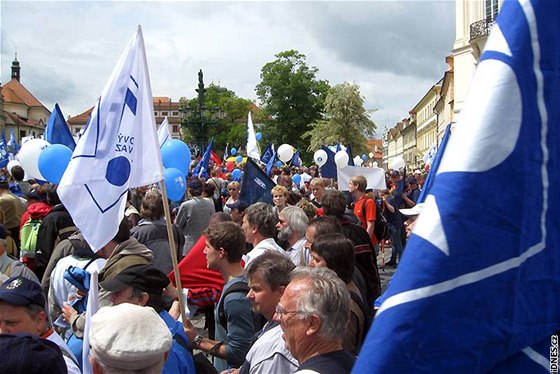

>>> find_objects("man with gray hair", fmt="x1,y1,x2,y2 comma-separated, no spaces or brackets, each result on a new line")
276,267,356,373
277,206,310,266
241,202,283,265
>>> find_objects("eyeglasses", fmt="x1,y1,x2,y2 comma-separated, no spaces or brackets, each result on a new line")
275,305,304,317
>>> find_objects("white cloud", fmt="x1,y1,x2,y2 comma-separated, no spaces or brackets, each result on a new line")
1,0,454,136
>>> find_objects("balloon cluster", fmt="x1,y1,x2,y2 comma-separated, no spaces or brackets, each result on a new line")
18,139,70,184
161,139,191,202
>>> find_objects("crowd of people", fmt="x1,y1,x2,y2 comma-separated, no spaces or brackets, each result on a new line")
0,159,426,374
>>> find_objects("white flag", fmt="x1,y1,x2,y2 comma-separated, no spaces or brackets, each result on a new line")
58,26,163,251
246,111,260,160
81,271,99,374
337,165,387,191
158,116,171,147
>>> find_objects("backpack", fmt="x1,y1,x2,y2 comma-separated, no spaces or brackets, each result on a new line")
361,198,390,241
20,218,42,259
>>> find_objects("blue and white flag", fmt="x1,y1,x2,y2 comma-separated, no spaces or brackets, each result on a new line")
193,137,214,179
0,131,9,168
239,158,275,205
246,112,260,160
157,116,171,147
291,149,301,167
45,103,76,151
354,1,560,372
422,141,438,166
260,143,274,164
58,26,163,251
7,128,18,155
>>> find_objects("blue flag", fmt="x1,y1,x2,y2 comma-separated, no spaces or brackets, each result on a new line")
0,131,9,169
260,143,274,164
239,158,275,205
45,103,76,150
265,149,276,177
417,123,452,204
354,1,560,372
319,145,337,178
291,149,301,167
193,137,214,179
346,144,355,166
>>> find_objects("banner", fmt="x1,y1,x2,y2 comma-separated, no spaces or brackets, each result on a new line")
239,158,275,205
337,165,386,191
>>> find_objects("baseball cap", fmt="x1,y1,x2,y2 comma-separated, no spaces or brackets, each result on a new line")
25,188,47,201
0,276,45,307
0,333,67,374
99,264,170,295
226,200,250,212
407,176,418,184
390,170,400,178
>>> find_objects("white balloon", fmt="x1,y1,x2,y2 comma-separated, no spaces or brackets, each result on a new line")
17,139,51,180
355,158,363,166
334,151,349,169
277,144,294,163
314,149,328,167
369,152,374,158
372,161,379,168
392,156,405,170
6,160,21,176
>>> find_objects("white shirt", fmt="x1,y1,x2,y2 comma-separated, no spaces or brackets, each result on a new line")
243,238,285,266
285,237,309,266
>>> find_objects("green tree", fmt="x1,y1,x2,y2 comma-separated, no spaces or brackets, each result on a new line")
304,82,376,155
256,50,330,160
180,84,256,156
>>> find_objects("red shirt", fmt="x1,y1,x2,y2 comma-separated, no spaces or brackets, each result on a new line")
353,195,378,244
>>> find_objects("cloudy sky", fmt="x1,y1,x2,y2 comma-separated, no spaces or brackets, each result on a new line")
1,0,455,137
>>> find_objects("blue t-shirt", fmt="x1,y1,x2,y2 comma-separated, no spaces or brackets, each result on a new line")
159,310,196,374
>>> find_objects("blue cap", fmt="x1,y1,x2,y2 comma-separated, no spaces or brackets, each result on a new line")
0,333,67,373
0,277,45,307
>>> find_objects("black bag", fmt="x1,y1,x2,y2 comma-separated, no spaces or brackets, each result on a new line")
362,198,390,241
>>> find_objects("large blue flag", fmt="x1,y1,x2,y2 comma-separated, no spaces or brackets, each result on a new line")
319,145,337,178
239,158,275,205
45,103,76,150
354,1,560,372
58,26,163,251
193,137,214,178
0,131,9,168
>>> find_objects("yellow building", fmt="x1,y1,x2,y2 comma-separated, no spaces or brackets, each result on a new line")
411,81,441,168
1,56,51,140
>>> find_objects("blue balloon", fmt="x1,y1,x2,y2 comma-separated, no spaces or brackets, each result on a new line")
161,139,191,176
163,168,186,202
230,147,237,155
255,132,262,141
236,155,243,164
276,160,283,168
362,154,367,160
38,144,72,185
232,168,242,181
292,174,301,185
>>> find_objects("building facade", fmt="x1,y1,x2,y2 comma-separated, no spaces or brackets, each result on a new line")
1,56,50,141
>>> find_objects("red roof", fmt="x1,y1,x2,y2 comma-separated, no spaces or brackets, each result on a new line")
2,79,45,108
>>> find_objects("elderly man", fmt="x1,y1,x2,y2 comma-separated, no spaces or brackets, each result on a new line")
277,206,310,266
0,224,39,284
0,276,80,373
276,267,356,373
89,303,172,373
241,202,284,265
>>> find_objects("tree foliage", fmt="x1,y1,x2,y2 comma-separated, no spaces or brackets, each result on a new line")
304,82,376,155
180,84,261,154
256,50,330,159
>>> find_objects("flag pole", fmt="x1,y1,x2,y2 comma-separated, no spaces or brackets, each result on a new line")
159,179,188,327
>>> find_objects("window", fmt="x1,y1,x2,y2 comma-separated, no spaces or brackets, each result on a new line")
485,0,499,21
162,111,168,116
172,111,179,116
172,126,179,133
20,130,26,139
154,111,158,116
